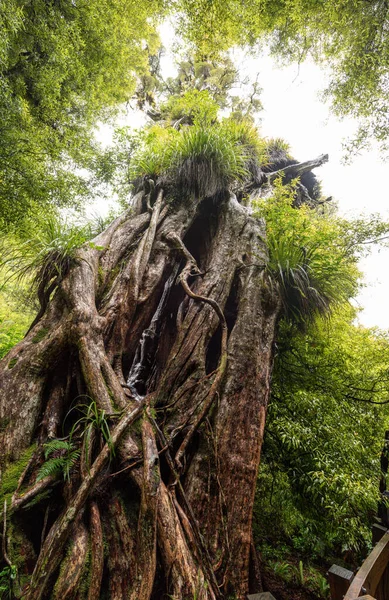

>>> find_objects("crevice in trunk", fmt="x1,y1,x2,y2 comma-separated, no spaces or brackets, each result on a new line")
205,268,239,374
12,485,63,572
224,269,240,336
125,266,179,398
182,198,219,271
39,355,73,442
146,280,187,392
150,553,166,600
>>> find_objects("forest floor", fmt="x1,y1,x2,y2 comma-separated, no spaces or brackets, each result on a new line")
259,548,336,600
262,567,324,600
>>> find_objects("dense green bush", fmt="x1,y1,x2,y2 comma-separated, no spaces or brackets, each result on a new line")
254,180,359,326
255,305,389,559
0,284,32,358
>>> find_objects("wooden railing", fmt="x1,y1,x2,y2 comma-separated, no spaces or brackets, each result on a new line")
329,526,389,600
344,529,389,599
329,432,389,600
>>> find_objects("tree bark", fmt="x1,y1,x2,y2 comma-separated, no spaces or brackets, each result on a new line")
0,181,281,599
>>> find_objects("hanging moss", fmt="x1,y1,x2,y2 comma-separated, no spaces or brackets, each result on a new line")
0,444,37,506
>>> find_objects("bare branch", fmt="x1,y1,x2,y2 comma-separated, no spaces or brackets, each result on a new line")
267,153,329,183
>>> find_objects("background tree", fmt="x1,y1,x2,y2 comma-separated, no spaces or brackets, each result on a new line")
252,188,389,554
177,0,389,153
0,0,164,230
3,0,389,231
255,305,389,559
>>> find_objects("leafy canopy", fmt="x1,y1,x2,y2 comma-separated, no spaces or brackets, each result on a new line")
176,0,389,152
0,0,165,230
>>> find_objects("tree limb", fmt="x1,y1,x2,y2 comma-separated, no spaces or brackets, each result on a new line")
267,153,329,183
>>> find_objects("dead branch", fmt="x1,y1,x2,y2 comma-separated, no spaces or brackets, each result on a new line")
267,153,329,183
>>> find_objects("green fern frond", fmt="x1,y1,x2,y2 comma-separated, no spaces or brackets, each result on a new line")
36,457,67,481
37,440,80,482
63,449,81,481
43,439,72,459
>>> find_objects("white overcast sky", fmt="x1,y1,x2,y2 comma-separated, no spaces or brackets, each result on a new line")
96,29,389,330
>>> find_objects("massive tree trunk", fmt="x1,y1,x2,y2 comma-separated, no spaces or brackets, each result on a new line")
0,157,322,599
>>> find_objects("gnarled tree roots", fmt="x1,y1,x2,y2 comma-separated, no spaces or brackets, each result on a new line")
0,184,281,600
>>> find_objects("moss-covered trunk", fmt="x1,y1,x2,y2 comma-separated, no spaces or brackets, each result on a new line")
0,184,280,599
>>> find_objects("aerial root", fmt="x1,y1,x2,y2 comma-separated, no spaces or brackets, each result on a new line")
164,232,228,467
2,501,12,568
105,495,135,598
105,188,165,373
151,417,222,599
26,399,146,600
78,339,115,415
157,482,208,600
10,475,58,514
128,418,159,600
52,521,89,600
40,363,72,441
